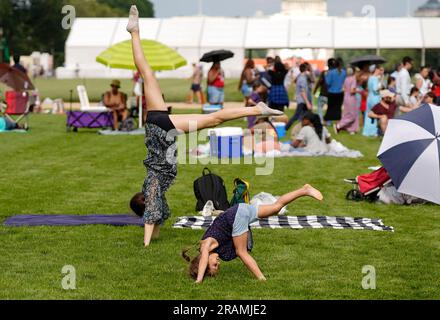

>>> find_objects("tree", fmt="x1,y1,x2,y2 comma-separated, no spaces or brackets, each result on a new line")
0,0,155,67
97,0,154,17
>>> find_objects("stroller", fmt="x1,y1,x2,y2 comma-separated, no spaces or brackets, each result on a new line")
345,167,392,202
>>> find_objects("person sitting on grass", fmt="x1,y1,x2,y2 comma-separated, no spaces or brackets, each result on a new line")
369,90,398,134
103,80,128,130
251,116,281,154
126,5,284,247
291,111,331,154
246,81,268,128
182,185,323,283
0,103,25,131
423,91,437,105
400,87,422,113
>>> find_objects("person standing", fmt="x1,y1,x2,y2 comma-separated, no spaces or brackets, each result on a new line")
414,66,432,97
187,63,205,105
432,67,440,105
285,63,312,130
356,64,371,129
363,65,384,137
396,56,414,108
268,61,289,111
12,55,27,74
334,68,360,135
284,60,300,92
324,58,346,125
314,58,335,124
390,63,402,93
207,61,225,106
239,59,258,105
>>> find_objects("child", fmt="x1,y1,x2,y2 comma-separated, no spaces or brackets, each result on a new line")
291,112,331,154
246,81,268,128
400,87,421,113
182,184,323,283
126,5,284,247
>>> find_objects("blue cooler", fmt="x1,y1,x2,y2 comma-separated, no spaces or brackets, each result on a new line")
209,127,244,158
203,104,223,114
273,122,286,139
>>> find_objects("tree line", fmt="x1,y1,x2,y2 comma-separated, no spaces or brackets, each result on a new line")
0,0,154,67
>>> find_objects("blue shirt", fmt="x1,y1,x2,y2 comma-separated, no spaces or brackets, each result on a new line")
296,73,310,104
325,69,347,94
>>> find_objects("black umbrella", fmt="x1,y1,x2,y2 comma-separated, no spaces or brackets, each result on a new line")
350,55,386,67
200,50,234,63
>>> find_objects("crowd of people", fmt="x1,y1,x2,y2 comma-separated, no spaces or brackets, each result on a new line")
233,54,440,153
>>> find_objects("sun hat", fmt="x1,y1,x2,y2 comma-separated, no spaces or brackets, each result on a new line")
380,89,396,99
111,80,121,88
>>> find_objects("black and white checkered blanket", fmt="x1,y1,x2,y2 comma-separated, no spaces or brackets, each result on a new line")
173,216,394,232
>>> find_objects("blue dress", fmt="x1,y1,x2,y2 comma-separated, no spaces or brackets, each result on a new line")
363,76,381,137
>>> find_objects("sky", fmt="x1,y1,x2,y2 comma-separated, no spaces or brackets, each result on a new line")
150,0,430,18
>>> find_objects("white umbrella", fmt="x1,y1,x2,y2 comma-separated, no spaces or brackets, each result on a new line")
377,104,440,204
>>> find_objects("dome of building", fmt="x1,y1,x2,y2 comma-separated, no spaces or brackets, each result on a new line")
415,0,440,16
419,0,440,10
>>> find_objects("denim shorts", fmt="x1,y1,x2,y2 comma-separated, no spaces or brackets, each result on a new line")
208,86,225,104
241,84,253,98
232,204,259,237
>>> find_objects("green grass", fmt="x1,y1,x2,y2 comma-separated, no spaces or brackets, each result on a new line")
1,111,439,300
1,78,298,104
28,78,250,103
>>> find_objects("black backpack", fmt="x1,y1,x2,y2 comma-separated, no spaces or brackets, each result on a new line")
120,117,136,132
194,168,230,212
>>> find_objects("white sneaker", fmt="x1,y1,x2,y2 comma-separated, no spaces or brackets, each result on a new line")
202,200,215,217
257,102,284,116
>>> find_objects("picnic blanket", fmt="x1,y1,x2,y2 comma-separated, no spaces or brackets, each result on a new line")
191,140,363,159
3,214,143,227
0,129,27,133
253,141,363,158
173,215,394,232
98,129,144,136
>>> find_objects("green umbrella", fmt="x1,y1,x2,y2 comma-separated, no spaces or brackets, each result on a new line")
96,39,187,71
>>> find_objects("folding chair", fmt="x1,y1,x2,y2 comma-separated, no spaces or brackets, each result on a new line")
4,91,30,130
77,85,108,113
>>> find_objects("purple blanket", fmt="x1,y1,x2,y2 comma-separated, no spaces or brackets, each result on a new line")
4,214,143,227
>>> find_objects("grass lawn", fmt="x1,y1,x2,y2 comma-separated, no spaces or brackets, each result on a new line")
0,110,439,300
2,78,298,104
29,78,249,103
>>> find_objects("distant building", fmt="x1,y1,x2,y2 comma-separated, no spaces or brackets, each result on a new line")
280,0,327,17
415,0,440,17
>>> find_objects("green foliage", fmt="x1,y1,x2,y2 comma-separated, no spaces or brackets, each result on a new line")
0,0,154,67
68,0,125,17
335,48,440,72
97,0,154,17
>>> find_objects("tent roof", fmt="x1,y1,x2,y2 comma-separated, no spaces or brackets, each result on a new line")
66,16,440,49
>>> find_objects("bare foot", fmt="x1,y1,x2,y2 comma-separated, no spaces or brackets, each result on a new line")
256,102,284,116
126,5,139,33
303,184,323,201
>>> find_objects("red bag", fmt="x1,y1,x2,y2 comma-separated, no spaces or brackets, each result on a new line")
357,167,392,195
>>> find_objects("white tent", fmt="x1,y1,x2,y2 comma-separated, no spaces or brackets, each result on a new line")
58,16,440,79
